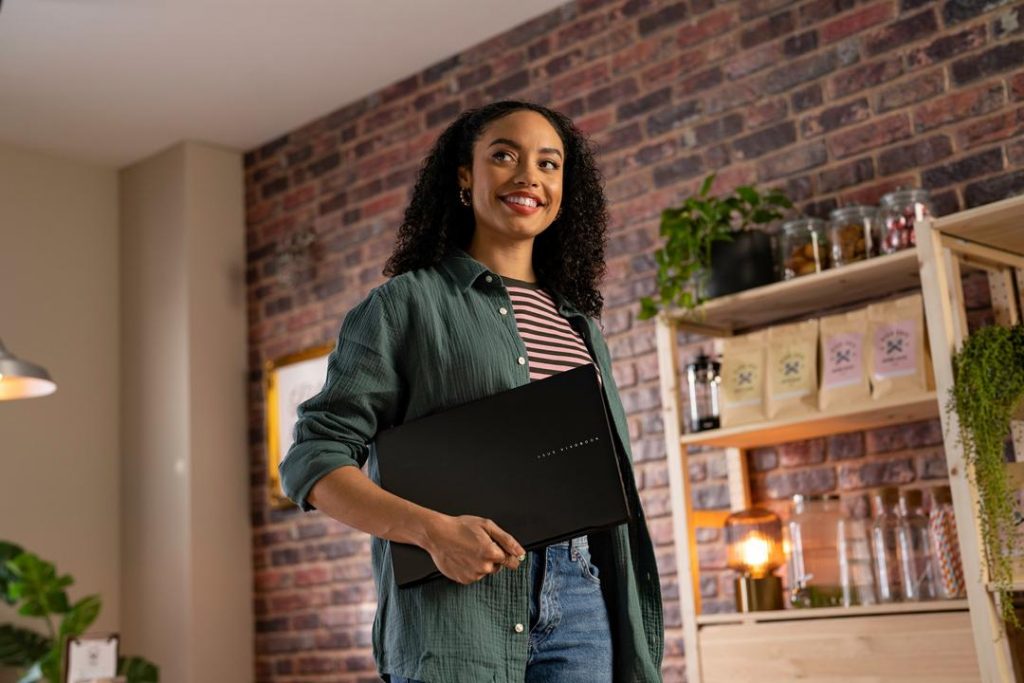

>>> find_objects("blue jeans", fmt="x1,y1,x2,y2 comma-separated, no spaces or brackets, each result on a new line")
389,536,612,683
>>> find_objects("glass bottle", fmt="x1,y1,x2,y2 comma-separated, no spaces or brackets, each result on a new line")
897,489,938,601
871,487,904,603
879,189,934,254
779,218,830,280
928,486,966,599
837,494,877,607
685,352,721,433
828,205,880,266
788,494,843,608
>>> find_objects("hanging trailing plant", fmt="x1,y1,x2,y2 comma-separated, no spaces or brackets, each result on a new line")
946,322,1024,627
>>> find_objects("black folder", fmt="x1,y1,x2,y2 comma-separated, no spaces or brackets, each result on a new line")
375,363,632,588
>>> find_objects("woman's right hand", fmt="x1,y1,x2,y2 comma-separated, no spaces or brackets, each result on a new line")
423,514,527,585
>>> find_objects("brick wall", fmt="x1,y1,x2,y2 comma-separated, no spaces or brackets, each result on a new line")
244,1,1024,680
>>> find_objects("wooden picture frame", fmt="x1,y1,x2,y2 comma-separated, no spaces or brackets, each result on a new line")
264,343,334,509
64,633,118,683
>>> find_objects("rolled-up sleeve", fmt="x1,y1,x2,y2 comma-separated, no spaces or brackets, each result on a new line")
279,286,405,511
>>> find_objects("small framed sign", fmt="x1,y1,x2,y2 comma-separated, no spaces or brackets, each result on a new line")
64,633,118,683
264,343,334,509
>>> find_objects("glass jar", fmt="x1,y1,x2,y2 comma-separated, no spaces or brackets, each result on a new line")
928,486,966,599
828,205,880,266
788,494,844,608
780,218,829,279
837,494,877,607
879,189,934,254
871,487,906,603
897,489,938,601
685,352,721,433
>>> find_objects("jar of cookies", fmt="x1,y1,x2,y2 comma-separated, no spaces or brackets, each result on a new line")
780,218,829,279
879,189,933,255
828,206,879,267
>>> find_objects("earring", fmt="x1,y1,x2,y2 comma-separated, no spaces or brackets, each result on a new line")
459,187,472,207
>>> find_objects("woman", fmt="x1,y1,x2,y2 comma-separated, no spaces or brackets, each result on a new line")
280,100,664,682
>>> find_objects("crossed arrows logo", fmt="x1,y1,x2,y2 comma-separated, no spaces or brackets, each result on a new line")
886,339,904,354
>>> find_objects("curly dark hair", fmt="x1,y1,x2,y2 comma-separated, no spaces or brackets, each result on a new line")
382,100,609,319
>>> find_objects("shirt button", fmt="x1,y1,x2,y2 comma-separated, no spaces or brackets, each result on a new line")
514,623,524,633
517,356,526,365
499,307,508,315
485,275,493,283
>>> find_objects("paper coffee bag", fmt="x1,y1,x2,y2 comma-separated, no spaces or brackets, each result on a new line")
819,308,870,411
767,319,819,419
721,330,767,427
867,293,934,400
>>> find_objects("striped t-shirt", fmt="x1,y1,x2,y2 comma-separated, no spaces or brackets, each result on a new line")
501,275,602,387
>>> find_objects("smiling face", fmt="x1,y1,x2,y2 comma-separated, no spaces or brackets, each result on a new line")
457,109,565,248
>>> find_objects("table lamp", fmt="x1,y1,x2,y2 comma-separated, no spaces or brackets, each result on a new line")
725,507,785,611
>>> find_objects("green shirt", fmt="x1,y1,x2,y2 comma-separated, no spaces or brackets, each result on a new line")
280,247,664,682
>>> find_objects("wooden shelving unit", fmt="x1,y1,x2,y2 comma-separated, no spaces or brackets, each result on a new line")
917,195,1024,682
679,391,938,449
695,599,969,626
655,195,1024,682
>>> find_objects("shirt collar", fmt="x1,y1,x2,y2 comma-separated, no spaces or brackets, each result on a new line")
440,246,584,318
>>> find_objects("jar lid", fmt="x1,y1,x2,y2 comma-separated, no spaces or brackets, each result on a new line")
781,217,826,232
879,188,931,206
829,205,877,221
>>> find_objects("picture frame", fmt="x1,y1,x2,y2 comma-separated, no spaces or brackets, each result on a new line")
64,633,118,683
264,343,334,509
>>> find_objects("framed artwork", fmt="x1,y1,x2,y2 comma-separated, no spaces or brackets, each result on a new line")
64,633,118,683
264,343,334,509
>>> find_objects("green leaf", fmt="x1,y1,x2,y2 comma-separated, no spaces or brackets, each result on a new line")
59,595,102,641
0,624,51,667
119,655,160,683
699,173,715,197
39,647,60,683
0,542,24,606
751,208,780,224
736,186,759,206
637,297,658,321
6,554,73,618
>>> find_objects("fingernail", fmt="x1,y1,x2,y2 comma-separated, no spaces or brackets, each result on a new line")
517,553,526,562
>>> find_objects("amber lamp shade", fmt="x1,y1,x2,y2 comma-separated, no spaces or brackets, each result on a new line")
724,507,785,611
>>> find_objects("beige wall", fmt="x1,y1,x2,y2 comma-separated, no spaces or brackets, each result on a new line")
0,143,120,680
0,140,252,683
120,141,253,683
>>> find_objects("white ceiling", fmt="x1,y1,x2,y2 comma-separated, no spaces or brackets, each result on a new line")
0,0,570,168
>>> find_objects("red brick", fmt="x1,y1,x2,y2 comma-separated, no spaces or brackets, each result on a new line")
831,56,904,98
820,1,895,43
723,42,782,80
863,9,939,57
828,113,912,159
1011,72,1024,101
550,62,610,99
839,175,916,206
676,7,738,46
747,98,789,128
913,81,1005,132
876,69,946,113
951,39,1024,85
800,97,870,137
878,135,954,176
740,10,794,48
922,148,1005,189
957,107,1024,149
818,157,875,193
756,141,829,180
638,1,690,36
906,24,987,70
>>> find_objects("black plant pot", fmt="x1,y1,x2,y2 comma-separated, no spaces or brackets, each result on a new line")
704,229,777,300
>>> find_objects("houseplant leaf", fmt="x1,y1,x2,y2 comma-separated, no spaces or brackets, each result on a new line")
0,542,24,606
5,554,72,617
0,624,51,667
119,655,160,683
59,594,101,640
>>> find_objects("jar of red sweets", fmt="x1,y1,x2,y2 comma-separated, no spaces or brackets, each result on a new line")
878,189,934,255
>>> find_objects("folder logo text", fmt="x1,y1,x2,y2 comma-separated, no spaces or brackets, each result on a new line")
537,435,601,460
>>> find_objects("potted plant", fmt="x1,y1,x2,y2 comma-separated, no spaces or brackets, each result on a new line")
947,323,1024,627
638,173,791,320
0,541,159,682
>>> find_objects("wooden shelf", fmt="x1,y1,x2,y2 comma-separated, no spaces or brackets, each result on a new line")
986,581,1024,593
662,249,920,335
696,599,969,626
679,392,938,449
935,194,1024,257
